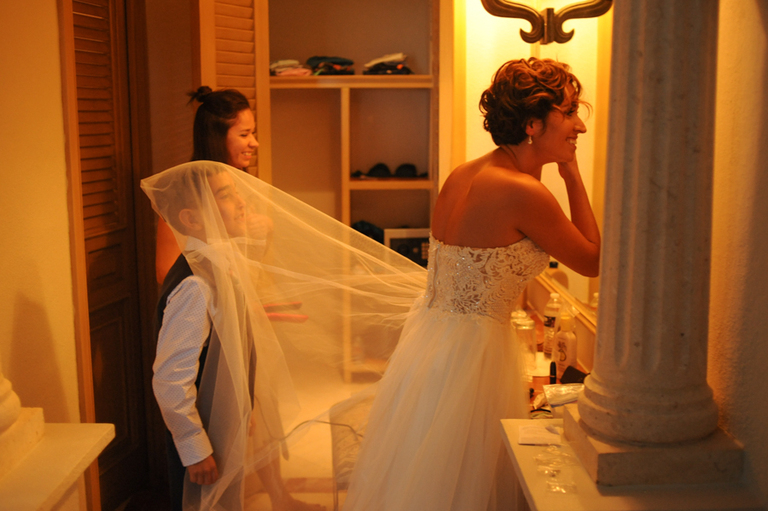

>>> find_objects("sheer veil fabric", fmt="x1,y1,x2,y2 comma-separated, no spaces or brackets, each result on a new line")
141,161,426,510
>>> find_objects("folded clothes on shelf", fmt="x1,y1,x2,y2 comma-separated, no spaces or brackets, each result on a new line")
364,52,406,68
270,59,300,71
364,63,413,75
270,59,312,76
307,56,354,75
363,52,413,75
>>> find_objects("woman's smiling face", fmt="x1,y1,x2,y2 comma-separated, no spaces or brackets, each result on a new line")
226,108,258,170
535,87,587,163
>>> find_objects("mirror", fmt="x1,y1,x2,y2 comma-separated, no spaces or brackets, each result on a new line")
539,269,597,325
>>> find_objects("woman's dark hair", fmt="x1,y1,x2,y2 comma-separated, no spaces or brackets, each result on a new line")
188,86,251,164
479,58,589,146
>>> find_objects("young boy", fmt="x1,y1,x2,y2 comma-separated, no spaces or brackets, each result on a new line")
146,162,323,511
152,164,247,509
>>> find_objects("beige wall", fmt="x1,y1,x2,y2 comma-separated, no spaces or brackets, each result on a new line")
710,0,768,503
0,1,81,423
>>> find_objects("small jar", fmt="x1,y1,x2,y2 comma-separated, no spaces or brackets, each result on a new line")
515,317,537,374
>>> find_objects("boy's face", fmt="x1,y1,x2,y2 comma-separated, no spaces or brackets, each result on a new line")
208,171,247,237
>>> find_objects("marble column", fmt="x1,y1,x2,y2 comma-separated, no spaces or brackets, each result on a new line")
576,0,721,444
564,0,743,486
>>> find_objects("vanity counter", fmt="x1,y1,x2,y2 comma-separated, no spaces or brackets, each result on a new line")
501,418,762,511
0,422,114,511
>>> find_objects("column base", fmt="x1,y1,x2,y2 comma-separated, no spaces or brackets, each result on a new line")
563,404,743,486
0,407,44,480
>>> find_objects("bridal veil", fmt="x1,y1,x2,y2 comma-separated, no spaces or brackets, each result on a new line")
141,160,426,509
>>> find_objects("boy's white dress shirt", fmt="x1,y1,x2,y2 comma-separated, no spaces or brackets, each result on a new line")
153,272,214,467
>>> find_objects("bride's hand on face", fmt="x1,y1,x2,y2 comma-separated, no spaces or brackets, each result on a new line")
557,157,581,182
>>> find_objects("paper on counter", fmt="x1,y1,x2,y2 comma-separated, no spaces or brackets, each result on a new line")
518,424,562,445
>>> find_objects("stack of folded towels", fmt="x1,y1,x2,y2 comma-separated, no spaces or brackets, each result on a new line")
269,59,312,76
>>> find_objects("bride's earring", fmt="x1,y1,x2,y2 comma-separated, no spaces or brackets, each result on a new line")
527,136,533,145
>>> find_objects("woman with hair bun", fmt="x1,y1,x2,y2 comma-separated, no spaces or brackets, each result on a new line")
343,58,600,510
188,86,257,169
155,87,259,284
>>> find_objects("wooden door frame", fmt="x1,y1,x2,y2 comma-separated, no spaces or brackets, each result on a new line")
57,1,100,508
58,0,159,508
124,0,169,493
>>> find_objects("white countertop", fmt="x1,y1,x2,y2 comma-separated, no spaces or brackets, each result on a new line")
0,422,115,511
501,419,762,511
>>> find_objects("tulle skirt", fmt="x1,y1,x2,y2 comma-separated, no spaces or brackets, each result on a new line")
343,300,528,511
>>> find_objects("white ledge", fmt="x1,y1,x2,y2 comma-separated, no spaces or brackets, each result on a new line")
0,422,115,511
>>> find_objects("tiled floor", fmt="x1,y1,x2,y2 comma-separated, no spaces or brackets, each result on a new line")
123,344,553,510
244,357,367,511
245,491,342,511
238,351,557,511
120,356,364,511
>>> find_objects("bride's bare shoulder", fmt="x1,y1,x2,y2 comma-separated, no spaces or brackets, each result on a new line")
440,159,479,187
441,159,538,211
441,154,501,189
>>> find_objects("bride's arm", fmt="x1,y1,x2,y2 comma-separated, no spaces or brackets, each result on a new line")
558,158,601,262
513,161,600,277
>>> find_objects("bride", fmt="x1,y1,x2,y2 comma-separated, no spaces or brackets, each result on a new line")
342,57,600,511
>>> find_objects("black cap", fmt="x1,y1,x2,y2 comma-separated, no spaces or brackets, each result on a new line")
367,163,391,177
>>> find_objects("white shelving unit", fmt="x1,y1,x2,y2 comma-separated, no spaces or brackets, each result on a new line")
251,0,441,381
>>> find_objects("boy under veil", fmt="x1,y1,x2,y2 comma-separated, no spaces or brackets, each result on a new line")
142,160,425,510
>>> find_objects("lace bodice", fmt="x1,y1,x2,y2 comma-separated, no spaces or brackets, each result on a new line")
423,236,549,323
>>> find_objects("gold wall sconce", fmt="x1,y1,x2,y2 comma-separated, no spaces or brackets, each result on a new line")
480,0,613,44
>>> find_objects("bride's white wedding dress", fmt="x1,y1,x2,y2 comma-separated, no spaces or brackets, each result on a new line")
344,235,549,511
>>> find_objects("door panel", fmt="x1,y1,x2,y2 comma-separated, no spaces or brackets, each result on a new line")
72,0,149,508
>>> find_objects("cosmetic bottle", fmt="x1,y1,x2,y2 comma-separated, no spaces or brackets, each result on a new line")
542,292,561,355
555,309,577,380
515,317,537,374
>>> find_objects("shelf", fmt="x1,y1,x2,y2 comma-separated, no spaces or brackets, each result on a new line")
271,74,434,89
262,0,441,384
349,178,433,190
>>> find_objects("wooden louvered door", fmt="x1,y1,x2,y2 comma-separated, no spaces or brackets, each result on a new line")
73,0,149,508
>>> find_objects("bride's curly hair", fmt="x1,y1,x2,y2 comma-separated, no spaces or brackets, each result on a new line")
479,58,589,146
